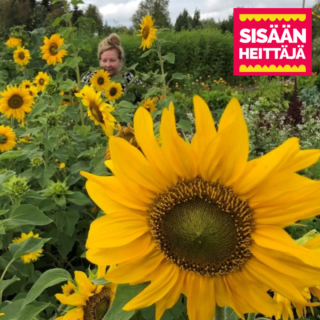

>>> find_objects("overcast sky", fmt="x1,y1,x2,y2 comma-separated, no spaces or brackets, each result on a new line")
79,0,316,27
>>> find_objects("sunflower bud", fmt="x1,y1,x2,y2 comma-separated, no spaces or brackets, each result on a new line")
3,175,29,197
30,157,44,167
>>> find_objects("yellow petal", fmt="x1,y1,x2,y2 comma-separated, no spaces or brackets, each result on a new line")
86,213,149,248
123,262,179,310
64,307,84,320
75,271,96,296
184,272,215,320
86,233,153,265
160,103,197,179
134,106,178,187
216,98,249,185
55,293,86,307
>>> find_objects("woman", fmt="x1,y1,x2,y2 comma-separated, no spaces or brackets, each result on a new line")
81,33,143,103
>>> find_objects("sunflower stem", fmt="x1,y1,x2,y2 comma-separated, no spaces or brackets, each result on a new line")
214,306,226,320
156,40,167,99
247,313,257,320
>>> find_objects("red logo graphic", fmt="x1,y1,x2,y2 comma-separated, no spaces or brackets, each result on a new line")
233,8,312,76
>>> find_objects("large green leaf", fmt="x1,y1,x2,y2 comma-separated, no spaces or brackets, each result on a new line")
103,283,148,320
2,205,52,230
17,302,51,320
22,269,72,307
0,275,20,296
9,237,48,260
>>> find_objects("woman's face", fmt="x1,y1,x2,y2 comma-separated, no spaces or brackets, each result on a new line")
99,49,122,77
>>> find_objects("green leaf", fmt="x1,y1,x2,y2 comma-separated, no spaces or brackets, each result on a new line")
177,119,192,133
140,49,156,58
64,57,82,68
52,16,62,27
17,302,51,320
0,150,24,160
67,191,92,206
1,299,24,320
9,237,48,260
0,275,20,296
61,13,73,23
226,306,240,320
2,204,52,229
118,101,136,109
54,195,66,207
22,269,72,307
103,283,148,320
71,0,84,4
162,53,175,64
171,73,187,80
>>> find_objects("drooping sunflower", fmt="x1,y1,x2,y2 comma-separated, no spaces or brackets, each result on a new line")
34,72,50,92
77,85,116,137
138,15,157,50
0,125,16,153
105,82,122,102
140,98,156,113
5,37,22,48
55,268,116,320
0,86,34,121
13,46,31,66
82,96,320,320
12,232,43,263
90,69,111,92
40,33,67,66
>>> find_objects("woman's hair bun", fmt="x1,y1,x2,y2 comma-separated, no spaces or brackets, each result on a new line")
107,33,121,46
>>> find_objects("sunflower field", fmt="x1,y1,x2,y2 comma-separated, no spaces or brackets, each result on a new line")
1,1,320,320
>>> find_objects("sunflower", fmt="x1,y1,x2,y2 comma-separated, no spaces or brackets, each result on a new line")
105,124,139,160
5,37,22,48
34,72,50,92
273,232,320,320
55,268,116,320
20,79,33,90
0,86,34,121
0,125,16,153
78,85,116,137
40,33,67,66
13,46,31,66
140,98,156,113
138,15,157,50
90,69,111,92
105,82,122,102
82,96,320,320
12,232,43,263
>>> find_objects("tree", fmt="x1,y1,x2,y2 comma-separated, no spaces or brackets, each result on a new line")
191,9,201,29
131,0,171,30
72,4,83,25
201,18,218,29
174,9,191,32
84,4,103,35
219,14,233,34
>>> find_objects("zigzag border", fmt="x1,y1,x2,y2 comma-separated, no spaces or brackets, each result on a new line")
239,14,306,21
239,65,306,72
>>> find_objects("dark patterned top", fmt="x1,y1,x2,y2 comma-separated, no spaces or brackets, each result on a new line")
81,70,143,104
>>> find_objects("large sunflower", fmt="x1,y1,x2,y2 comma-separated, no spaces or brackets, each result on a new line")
138,15,157,50
90,69,111,92
34,72,50,92
5,37,22,48
12,232,43,263
13,46,31,66
0,125,16,153
55,268,116,320
0,86,34,120
77,85,116,137
82,96,320,320
105,82,122,102
40,33,67,66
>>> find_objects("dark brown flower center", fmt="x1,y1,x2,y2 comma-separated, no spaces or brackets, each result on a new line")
49,44,58,56
8,94,24,109
39,79,45,85
149,177,254,277
83,287,112,320
18,52,25,60
109,87,117,97
142,26,150,39
97,77,104,85
90,102,104,123
0,134,7,144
